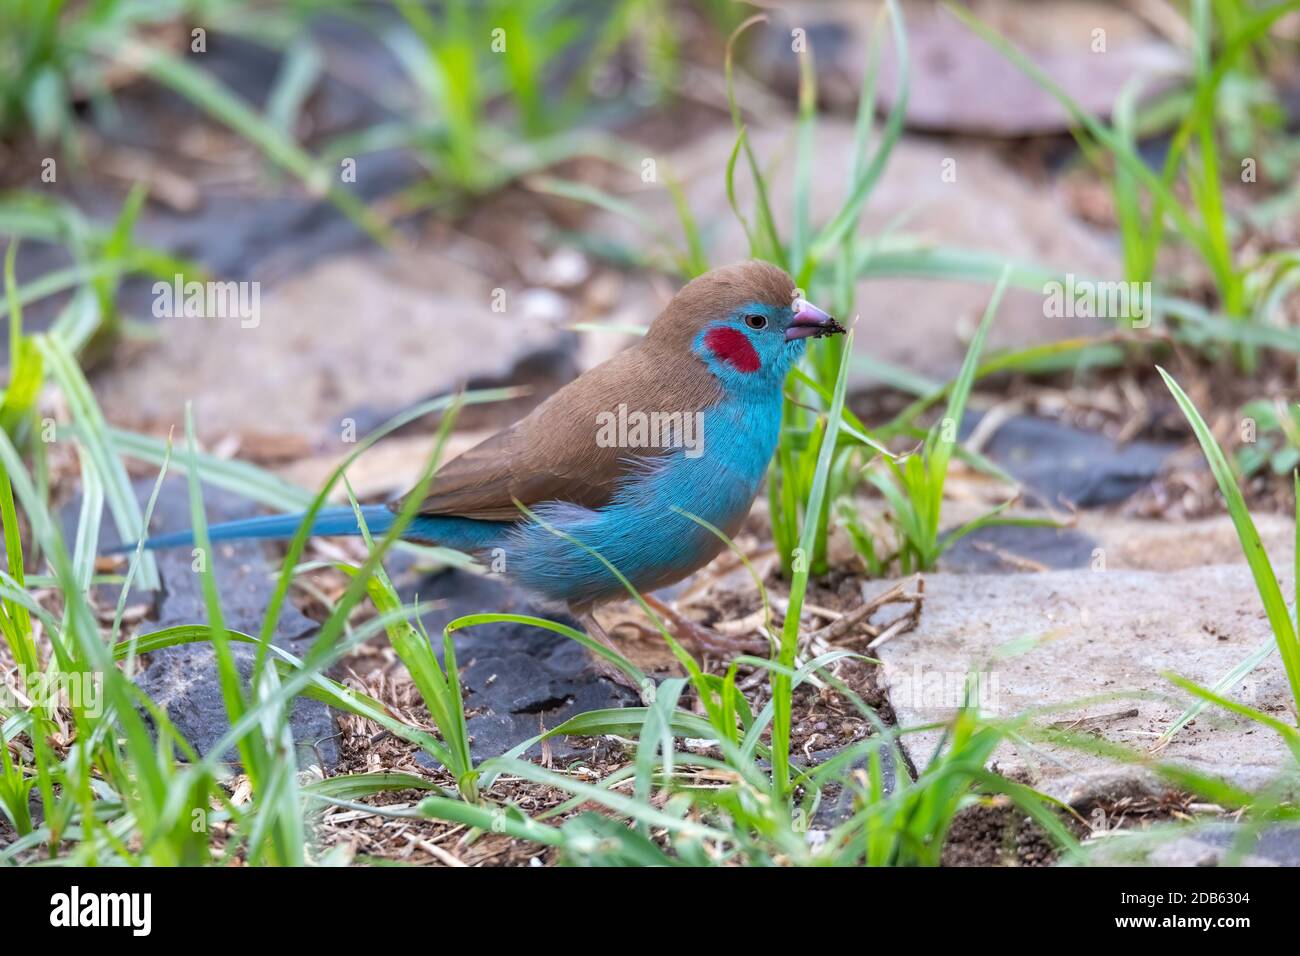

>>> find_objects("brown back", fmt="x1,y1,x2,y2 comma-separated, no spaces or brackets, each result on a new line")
394,261,795,520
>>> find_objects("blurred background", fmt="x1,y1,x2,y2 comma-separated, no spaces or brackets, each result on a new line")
2,1,1296,476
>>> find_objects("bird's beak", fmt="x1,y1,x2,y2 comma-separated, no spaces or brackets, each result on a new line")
786,298,846,341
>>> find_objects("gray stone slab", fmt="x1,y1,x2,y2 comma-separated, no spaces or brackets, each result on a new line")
91,479,337,769
868,564,1299,805
1086,822,1300,867
402,568,637,766
746,0,1186,136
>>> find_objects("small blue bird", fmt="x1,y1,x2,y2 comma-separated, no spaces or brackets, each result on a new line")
132,262,843,669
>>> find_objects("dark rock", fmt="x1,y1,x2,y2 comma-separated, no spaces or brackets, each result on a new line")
2,22,422,363
403,568,637,766
87,478,338,769
65,145,421,294
961,413,1178,508
809,744,899,828
941,522,1099,573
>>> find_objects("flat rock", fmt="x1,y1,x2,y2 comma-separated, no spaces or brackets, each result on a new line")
94,479,337,769
810,745,899,828
962,413,1180,508
1085,822,1300,867
941,522,1099,573
593,120,1121,381
866,564,1298,805
93,245,576,442
747,0,1187,135
400,568,637,766
1080,512,1295,574
939,510,1298,576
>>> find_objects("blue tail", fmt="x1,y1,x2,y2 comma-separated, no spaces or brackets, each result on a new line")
110,505,397,554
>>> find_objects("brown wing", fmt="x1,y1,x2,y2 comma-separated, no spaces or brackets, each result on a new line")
391,341,722,521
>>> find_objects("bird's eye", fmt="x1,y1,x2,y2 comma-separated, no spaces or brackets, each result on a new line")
744,313,767,331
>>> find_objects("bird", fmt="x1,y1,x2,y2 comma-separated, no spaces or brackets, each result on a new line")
125,261,844,682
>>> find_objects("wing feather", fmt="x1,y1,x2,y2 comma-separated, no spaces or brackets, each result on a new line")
392,342,721,520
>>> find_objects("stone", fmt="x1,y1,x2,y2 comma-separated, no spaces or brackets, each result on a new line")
961,413,1180,508
400,568,638,766
1078,512,1295,574
92,245,577,443
747,0,1187,136
867,563,1298,805
938,510,1298,576
93,479,337,769
810,744,899,827
941,522,1099,573
1085,822,1300,867
591,120,1122,381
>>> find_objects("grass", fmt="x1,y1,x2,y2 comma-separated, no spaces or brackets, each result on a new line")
863,269,1059,573
0,189,195,357
1,0,720,307
1237,397,1300,478
723,5,911,576
0,376,490,862
0,254,1076,865
0,192,196,587
0,0,197,146
1156,367,1300,742
318,0,679,210
1,1,392,240
950,0,1300,371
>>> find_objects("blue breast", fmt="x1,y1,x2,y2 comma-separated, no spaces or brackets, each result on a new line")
506,391,784,608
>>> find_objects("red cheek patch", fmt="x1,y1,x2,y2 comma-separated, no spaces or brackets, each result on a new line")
704,327,761,373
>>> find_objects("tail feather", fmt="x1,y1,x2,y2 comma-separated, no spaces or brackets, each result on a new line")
109,504,396,554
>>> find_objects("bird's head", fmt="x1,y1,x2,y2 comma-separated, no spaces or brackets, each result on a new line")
646,261,844,392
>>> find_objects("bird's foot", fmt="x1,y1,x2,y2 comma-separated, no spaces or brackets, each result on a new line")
588,654,655,702
642,594,772,660
579,612,656,704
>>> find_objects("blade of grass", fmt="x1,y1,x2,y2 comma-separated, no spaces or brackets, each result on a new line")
773,328,855,801
1158,366,1300,710
36,335,159,590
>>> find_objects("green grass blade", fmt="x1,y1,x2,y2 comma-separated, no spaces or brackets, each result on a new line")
773,328,855,801
1158,366,1300,709
36,335,159,590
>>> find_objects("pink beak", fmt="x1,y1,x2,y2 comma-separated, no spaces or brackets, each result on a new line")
785,298,845,341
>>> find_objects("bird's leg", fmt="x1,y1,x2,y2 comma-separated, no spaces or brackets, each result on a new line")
642,594,771,659
578,612,654,703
